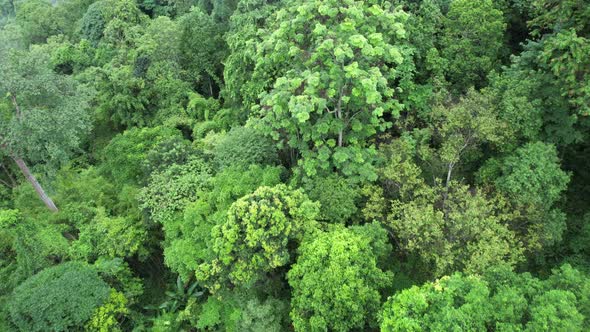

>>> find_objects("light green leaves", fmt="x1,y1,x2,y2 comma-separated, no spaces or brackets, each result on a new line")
381,265,590,331
349,34,367,48
288,225,391,331
197,184,319,291
254,0,413,181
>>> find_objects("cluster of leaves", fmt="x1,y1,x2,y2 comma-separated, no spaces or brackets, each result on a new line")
382,264,590,331
9,262,110,332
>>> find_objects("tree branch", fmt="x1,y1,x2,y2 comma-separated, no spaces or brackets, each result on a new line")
10,93,22,120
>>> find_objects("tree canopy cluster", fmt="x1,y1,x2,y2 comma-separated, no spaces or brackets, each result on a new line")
1,0,590,331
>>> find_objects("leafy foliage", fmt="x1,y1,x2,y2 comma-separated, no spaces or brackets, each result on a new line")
99,126,182,185
304,174,359,224
140,156,212,225
212,125,278,169
198,184,319,290
71,208,148,261
381,264,590,331
494,142,571,251
9,262,110,332
441,0,506,91
85,289,129,332
253,0,414,180
163,164,283,280
288,225,392,331
0,44,92,173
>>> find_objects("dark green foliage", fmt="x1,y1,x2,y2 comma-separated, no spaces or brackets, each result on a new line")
494,142,571,251
222,0,279,112
194,290,289,332
212,126,278,169
9,262,110,332
441,0,506,91
0,44,92,173
179,6,227,96
304,174,359,224
79,0,107,46
15,0,93,45
496,142,569,207
0,209,69,292
143,136,199,176
137,0,194,18
99,126,183,185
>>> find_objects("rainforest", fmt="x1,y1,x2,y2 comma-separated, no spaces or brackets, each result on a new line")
1,0,590,331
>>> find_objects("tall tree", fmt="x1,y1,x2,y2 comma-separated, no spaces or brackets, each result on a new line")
0,45,92,211
381,264,590,331
441,0,506,91
197,184,319,291
288,224,392,331
252,0,415,180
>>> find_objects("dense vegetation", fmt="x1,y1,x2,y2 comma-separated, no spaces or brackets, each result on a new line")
1,0,590,330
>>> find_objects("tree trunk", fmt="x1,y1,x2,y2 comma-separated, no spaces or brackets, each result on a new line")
8,0,15,14
442,162,454,221
12,157,58,212
336,92,344,147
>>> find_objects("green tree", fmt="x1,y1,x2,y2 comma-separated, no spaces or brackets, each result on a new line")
253,0,414,180
388,182,523,277
496,142,569,209
303,174,360,224
426,89,507,191
99,126,182,185
537,29,590,116
529,0,590,116
441,0,506,91
0,209,68,293
288,225,392,331
485,66,544,144
178,6,227,96
15,0,93,45
381,265,590,331
9,261,110,332
0,210,68,292
142,135,198,176
85,289,128,332
0,44,91,211
367,138,523,277
140,156,212,225
163,165,283,280
222,0,280,114
381,273,492,331
494,142,571,252
79,0,108,46
92,11,195,128
194,289,289,332
197,184,319,291
70,208,148,261
136,0,194,18
212,126,278,170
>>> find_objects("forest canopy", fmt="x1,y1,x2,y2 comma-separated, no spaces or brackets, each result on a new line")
1,0,590,331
